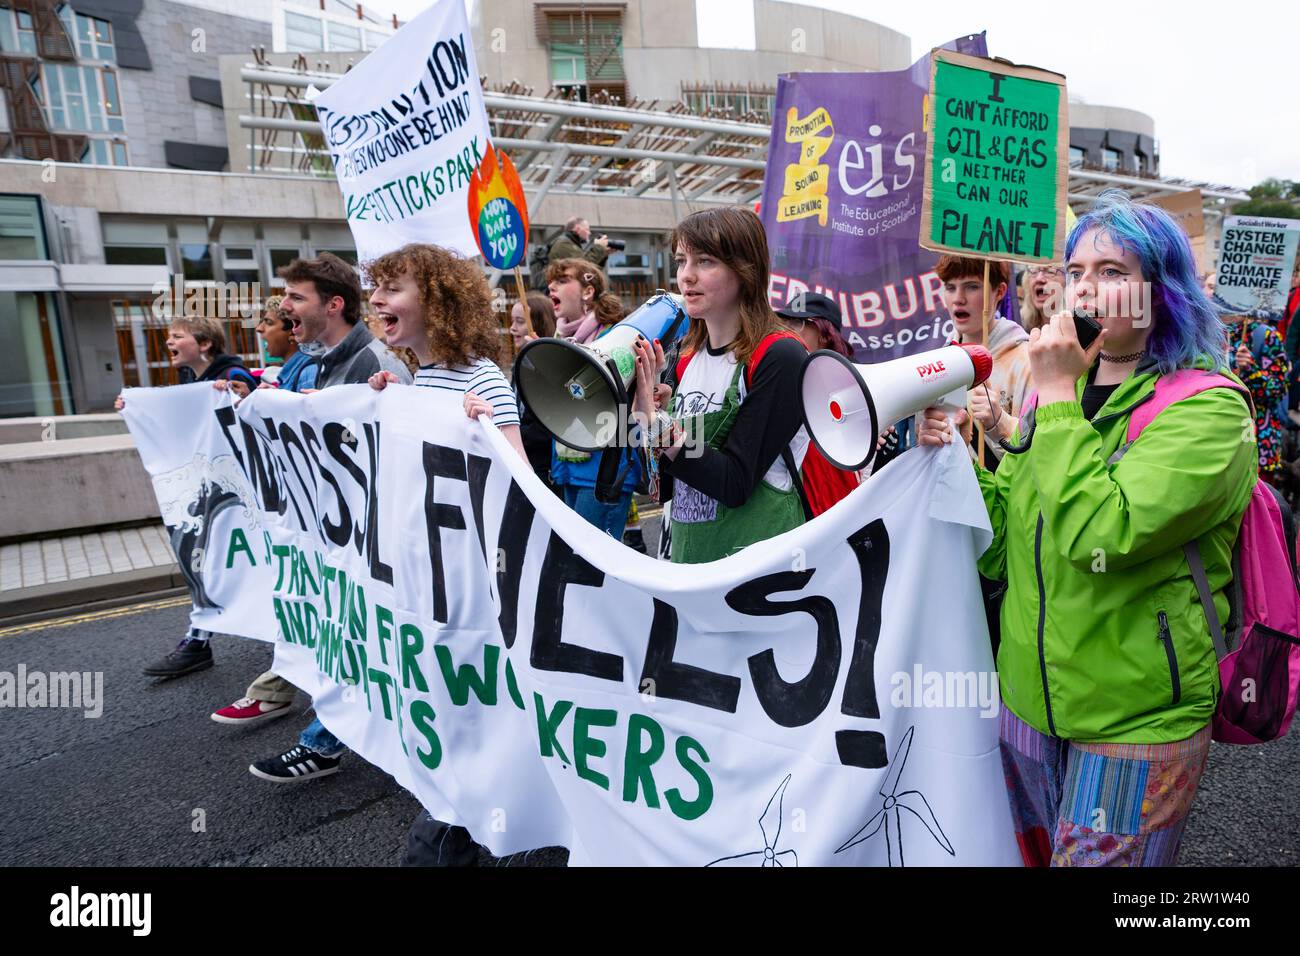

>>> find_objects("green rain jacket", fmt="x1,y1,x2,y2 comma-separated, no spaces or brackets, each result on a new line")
976,357,1256,743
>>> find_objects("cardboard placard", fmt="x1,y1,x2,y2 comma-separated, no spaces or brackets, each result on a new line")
919,50,1068,264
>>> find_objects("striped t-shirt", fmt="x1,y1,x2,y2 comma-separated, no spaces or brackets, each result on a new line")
413,356,520,427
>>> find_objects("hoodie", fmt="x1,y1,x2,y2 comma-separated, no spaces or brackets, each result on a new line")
179,353,256,389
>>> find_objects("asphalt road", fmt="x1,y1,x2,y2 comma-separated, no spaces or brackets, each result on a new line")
0,504,1294,868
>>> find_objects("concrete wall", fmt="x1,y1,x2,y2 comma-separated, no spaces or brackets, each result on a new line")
1068,102,1156,138
0,434,159,539
116,0,272,170
0,414,126,444
473,0,911,103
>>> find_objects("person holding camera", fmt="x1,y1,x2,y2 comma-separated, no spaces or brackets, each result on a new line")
547,216,613,267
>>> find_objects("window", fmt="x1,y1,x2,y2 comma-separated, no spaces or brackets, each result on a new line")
0,195,48,260
56,5,115,62
1069,146,1085,167
1102,148,1121,171
1131,151,1144,173
0,6,16,53
551,42,587,86
180,244,214,280
269,247,302,273
36,63,128,160
105,245,167,266
0,291,71,416
16,9,37,55
284,11,323,52
327,21,361,51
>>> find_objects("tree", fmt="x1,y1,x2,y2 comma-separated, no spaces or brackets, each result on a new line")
1231,178,1299,217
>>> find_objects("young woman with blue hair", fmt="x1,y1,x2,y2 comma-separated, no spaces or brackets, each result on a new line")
921,190,1256,866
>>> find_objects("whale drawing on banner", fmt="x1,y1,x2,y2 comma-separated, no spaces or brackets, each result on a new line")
152,454,259,609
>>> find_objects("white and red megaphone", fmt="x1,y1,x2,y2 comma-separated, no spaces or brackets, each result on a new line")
798,343,993,470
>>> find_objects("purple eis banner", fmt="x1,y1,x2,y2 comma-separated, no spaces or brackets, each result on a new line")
762,33,988,362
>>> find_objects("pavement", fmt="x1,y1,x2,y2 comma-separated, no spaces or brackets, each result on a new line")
2,507,1295,867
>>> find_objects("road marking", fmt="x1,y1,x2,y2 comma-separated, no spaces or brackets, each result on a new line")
0,595,191,638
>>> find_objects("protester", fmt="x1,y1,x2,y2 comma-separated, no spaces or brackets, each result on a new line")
547,216,610,268
631,206,809,564
114,315,256,679
1019,262,1066,332
235,255,411,770
359,242,529,868
1226,312,1291,483
544,263,641,536
511,292,561,489
920,191,1255,867
254,295,317,393
937,255,1034,469
776,291,861,515
547,258,623,344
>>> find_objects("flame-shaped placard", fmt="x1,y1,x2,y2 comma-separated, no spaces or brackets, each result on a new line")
466,141,529,270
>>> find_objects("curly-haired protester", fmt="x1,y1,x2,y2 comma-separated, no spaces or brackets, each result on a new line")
631,206,810,564
919,191,1255,867
115,315,256,679
360,243,532,867
1226,312,1291,483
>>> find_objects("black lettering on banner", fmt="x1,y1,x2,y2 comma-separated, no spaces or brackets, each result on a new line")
727,570,840,728
324,420,368,551
307,423,353,548
987,72,1005,103
640,599,740,713
363,423,393,585
837,519,890,769
531,533,623,682
277,422,321,535
466,453,491,567
421,442,468,624
495,481,535,649
259,418,308,532
215,406,284,516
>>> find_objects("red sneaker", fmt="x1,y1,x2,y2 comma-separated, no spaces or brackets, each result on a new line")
211,697,292,725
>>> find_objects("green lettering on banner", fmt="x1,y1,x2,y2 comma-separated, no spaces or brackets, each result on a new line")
923,52,1065,263
503,658,525,711
398,623,429,692
375,604,395,666
282,600,306,645
666,735,713,821
533,692,573,763
622,713,664,808
573,707,617,791
347,579,368,643
226,528,256,568
271,544,292,590
435,644,499,706
410,699,442,769
368,668,396,720
272,597,294,643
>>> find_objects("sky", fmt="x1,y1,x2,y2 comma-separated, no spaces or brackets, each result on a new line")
383,0,1297,190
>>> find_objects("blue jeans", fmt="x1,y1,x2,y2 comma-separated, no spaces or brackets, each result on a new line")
299,717,345,757
561,485,632,540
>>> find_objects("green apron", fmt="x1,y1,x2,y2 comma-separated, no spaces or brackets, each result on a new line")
669,362,804,564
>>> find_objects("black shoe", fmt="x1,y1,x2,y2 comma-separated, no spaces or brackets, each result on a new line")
623,528,647,554
249,744,341,783
142,638,213,678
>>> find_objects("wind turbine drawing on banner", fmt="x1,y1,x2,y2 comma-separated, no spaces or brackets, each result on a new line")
705,775,799,867
835,726,955,866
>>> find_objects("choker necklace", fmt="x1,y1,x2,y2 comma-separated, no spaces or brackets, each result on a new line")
1100,350,1144,363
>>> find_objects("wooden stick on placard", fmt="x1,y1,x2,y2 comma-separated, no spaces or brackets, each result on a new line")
513,266,535,338
976,258,990,465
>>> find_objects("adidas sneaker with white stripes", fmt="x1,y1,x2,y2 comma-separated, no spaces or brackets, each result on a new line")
249,745,342,783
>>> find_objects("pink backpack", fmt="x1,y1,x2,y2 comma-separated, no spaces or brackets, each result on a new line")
1120,370,1300,745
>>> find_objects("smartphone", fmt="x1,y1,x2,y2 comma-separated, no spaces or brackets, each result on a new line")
1073,309,1102,350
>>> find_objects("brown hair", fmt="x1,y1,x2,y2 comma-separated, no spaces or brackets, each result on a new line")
545,258,623,327
278,252,361,325
522,291,557,337
170,316,227,357
364,243,501,367
935,255,1010,288
672,206,779,368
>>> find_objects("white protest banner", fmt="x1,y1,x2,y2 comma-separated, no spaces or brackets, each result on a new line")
122,383,1021,867
1214,215,1300,322
311,0,491,262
